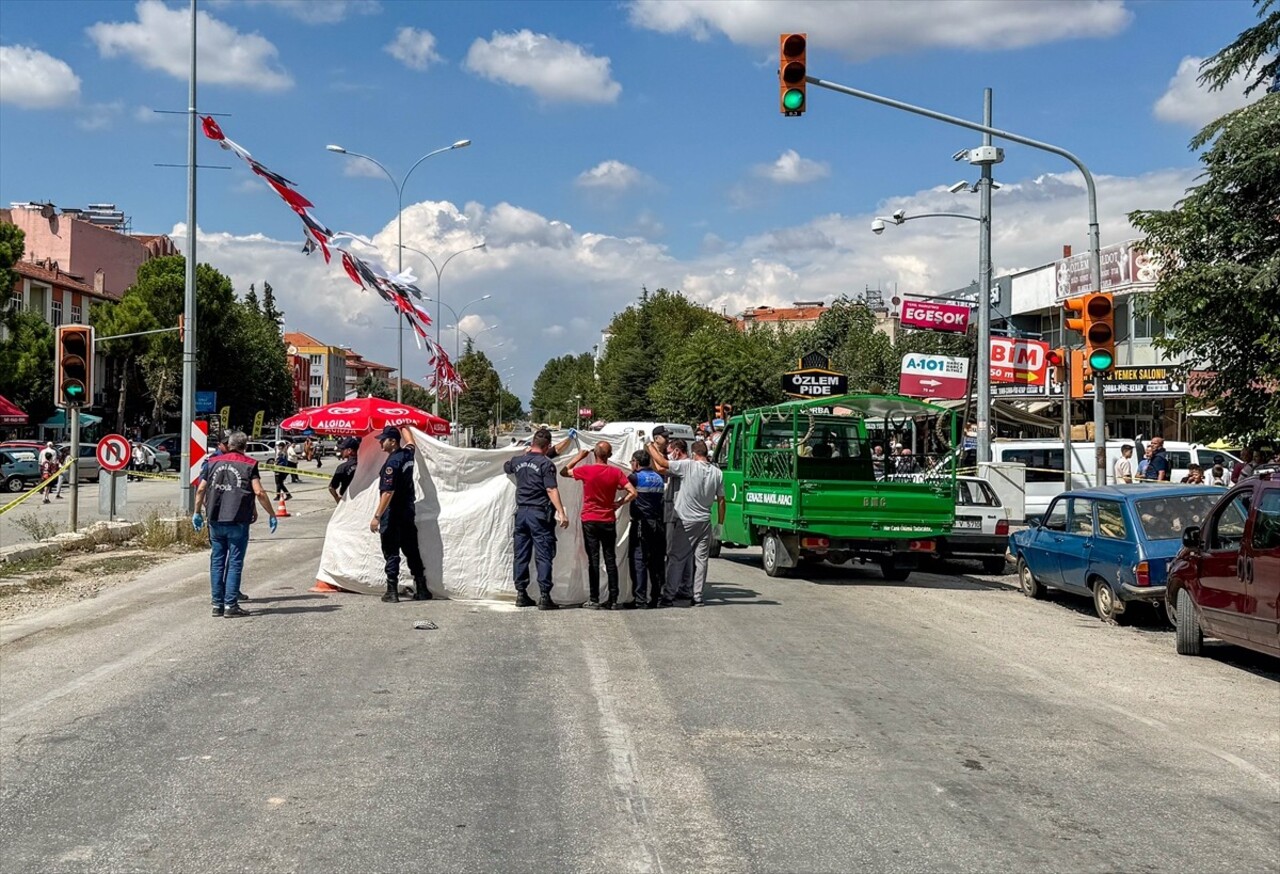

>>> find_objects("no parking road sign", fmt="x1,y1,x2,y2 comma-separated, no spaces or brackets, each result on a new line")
97,434,132,472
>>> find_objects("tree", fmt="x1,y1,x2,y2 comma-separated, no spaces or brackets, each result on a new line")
456,341,502,443
0,310,55,426
357,374,392,399
1129,1,1280,440
0,221,24,303
244,283,260,314
92,256,295,432
261,281,283,329
596,288,725,420
530,352,595,425
400,380,433,411
802,299,899,392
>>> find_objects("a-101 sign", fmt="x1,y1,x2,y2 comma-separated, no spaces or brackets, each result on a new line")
782,370,848,397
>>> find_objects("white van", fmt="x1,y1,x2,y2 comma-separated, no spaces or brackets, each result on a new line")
947,440,1240,519
594,421,697,442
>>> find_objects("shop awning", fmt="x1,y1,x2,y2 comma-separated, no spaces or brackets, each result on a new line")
0,395,28,425
39,410,104,428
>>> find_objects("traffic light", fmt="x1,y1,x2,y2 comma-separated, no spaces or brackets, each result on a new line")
55,324,94,407
1082,292,1116,374
779,33,806,116
723,403,733,417
715,403,725,421
1046,347,1066,385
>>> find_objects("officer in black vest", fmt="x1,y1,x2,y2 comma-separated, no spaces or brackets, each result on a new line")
503,431,570,609
368,425,429,603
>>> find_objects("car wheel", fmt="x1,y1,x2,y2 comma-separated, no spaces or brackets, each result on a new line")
879,558,911,582
1164,595,1178,629
1016,557,1045,599
1175,590,1203,656
6,475,24,493
982,556,1008,575
761,532,790,578
1092,578,1124,623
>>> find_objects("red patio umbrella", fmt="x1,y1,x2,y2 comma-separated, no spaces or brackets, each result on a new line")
280,397,450,436
0,395,29,426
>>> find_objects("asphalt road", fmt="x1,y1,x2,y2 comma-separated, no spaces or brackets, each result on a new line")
2,507,1277,873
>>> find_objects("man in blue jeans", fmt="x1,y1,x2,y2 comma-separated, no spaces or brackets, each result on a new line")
193,431,277,617
503,432,570,609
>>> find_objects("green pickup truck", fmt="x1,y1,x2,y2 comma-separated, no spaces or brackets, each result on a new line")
712,394,957,581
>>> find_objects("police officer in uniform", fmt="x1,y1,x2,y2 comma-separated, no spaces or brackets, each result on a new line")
503,431,570,609
368,425,430,603
328,437,360,503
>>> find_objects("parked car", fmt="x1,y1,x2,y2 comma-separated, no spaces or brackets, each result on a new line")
58,443,104,482
244,441,276,464
1166,479,1280,658
145,434,181,470
135,443,170,473
1008,484,1224,622
0,449,40,492
0,440,46,452
930,476,1010,574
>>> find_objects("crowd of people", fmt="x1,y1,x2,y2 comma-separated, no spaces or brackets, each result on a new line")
1113,437,1278,485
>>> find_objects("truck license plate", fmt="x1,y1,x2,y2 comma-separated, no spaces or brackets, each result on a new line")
954,518,982,530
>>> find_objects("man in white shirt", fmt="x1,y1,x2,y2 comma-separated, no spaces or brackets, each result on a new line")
647,438,725,607
1114,444,1135,483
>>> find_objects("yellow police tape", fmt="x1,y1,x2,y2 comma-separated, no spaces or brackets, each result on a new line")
259,463,331,480
0,459,74,517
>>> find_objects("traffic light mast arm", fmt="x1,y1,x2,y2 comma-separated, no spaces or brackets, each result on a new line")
92,326,181,344
802,73,1102,291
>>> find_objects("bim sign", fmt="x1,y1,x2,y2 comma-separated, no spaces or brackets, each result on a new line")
782,369,849,398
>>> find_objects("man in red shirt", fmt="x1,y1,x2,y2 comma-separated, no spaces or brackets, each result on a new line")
562,441,638,609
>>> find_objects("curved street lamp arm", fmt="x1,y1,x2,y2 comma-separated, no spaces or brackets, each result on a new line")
340,150,399,196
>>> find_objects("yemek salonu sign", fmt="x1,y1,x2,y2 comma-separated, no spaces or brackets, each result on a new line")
782,352,849,398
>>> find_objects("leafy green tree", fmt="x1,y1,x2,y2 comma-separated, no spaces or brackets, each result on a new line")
801,299,899,392
93,256,295,432
357,374,392,399
261,281,284,328
650,322,800,423
1129,2,1280,439
0,221,25,303
596,288,725,420
400,380,434,411
0,310,55,426
530,352,595,425
244,283,260,314
456,340,502,443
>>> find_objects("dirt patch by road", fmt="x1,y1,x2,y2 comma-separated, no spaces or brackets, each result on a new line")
0,547,194,623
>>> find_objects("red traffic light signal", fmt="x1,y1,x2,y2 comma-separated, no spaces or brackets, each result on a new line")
779,33,806,116
1046,347,1066,385
55,324,94,407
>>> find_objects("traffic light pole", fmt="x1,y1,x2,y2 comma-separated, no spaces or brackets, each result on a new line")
68,406,80,532
803,74,1104,479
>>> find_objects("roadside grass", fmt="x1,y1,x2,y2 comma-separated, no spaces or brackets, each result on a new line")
0,555,70,597
12,514,59,542
135,508,209,552
80,554,155,576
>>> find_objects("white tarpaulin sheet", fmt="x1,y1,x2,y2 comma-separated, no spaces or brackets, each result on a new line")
316,428,647,603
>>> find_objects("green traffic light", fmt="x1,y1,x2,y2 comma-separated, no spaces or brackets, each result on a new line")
783,88,805,111
1088,350,1114,371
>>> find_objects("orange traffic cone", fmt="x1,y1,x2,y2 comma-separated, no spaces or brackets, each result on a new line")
276,496,290,518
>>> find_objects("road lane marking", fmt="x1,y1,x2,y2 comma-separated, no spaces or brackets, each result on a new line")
584,646,665,874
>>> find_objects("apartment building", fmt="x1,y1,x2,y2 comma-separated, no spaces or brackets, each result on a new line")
283,331,349,406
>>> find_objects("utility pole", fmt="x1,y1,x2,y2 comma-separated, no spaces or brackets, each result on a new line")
178,0,198,513
974,88,996,469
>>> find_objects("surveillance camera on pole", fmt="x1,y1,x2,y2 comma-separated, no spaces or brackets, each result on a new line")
871,218,886,235
948,181,971,194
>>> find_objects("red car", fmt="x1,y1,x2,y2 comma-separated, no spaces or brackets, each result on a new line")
1167,478,1280,658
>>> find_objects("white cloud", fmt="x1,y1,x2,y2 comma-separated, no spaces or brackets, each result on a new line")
209,0,381,24
0,45,81,108
1153,55,1263,128
627,0,1132,61
575,160,647,191
76,101,124,131
342,159,392,179
384,26,442,70
180,167,1189,402
465,30,621,103
87,0,292,91
753,149,830,184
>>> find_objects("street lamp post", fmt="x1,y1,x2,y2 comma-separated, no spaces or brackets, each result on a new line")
326,139,471,402
872,207,987,458
398,243,487,414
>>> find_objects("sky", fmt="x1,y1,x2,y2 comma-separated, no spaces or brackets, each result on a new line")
0,0,1266,405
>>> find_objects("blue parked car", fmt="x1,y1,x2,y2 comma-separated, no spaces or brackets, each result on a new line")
1008,484,1226,622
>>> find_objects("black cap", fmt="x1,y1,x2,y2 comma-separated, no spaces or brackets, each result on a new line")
376,425,402,443
651,425,669,439
338,437,360,452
